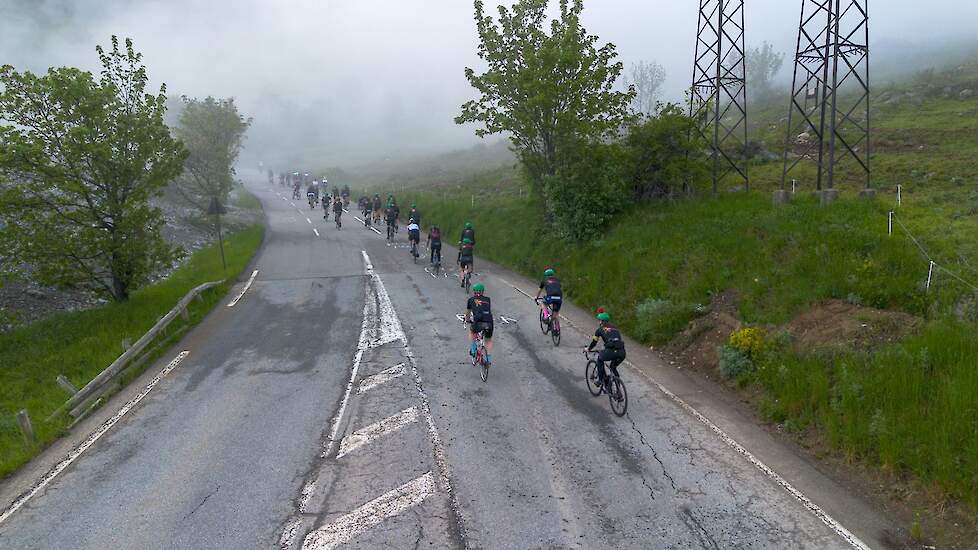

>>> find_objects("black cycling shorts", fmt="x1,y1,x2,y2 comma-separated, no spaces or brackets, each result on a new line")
459,257,473,269
470,321,493,338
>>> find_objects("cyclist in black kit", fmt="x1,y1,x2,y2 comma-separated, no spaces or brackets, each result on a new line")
586,311,626,391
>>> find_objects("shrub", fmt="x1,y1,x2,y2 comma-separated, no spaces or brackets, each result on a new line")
729,326,767,358
543,141,628,240
719,344,754,379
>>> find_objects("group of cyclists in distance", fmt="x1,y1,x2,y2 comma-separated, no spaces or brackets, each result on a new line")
271,171,627,401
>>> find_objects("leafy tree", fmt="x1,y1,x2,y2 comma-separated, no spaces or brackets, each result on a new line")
624,60,667,117
0,36,186,302
622,104,709,198
172,96,251,210
747,42,785,101
456,0,634,190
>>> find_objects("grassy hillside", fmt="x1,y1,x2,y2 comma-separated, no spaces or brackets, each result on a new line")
377,56,978,536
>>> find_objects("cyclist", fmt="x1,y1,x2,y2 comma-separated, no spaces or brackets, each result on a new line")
292,180,301,200
362,196,373,223
387,199,401,233
534,268,563,328
585,311,626,392
407,218,421,258
332,194,344,225
321,192,330,217
466,283,493,365
458,237,474,287
408,203,421,226
427,225,442,266
306,182,318,208
460,222,475,245
372,194,383,224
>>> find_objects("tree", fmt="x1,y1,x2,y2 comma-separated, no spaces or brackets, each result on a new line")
747,42,785,101
624,60,666,117
0,36,186,302
622,104,709,198
456,0,634,190
172,96,251,210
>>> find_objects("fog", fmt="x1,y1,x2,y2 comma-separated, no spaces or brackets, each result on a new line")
2,0,977,170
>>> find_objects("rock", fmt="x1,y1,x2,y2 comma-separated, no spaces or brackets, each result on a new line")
25,288,46,299
960,89,974,100
796,132,811,145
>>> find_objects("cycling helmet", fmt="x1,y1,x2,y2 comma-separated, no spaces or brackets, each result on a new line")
464,222,473,229
411,203,416,208
597,312,610,322
544,268,555,277
462,237,473,244
472,282,485,293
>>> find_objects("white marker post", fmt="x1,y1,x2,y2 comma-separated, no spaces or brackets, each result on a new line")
888,211,894,236
897,184,902,207
926,261,935,291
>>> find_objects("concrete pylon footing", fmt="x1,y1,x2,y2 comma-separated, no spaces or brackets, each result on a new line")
773,190,791,206
820,189,839,206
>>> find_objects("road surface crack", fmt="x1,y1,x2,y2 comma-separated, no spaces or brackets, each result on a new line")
184,485,220,520
626,413,678,494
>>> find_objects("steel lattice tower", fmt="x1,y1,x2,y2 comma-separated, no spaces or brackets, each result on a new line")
689,0,749,193
781,0,870,191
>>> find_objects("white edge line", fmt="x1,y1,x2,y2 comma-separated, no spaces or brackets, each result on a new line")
313,228,320,237
227,269,259,307
324,349,363,458
0,351,190,526
495,274,869,550
301,472,435,550
306,217,312,224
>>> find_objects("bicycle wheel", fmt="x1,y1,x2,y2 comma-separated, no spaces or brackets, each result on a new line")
608,377,628,417
464,274,471,294
551,318,561,346
585,360,602,397
539,309,549,334
480,355,489,383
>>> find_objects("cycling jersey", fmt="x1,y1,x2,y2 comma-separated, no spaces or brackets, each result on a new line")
590,324,625,351
408,209,421,225
458,242,474,261
539,276,562,297
387,206,400,222
467,295,492,323
408,223,420,242
332,201,343,213
460,228,475,245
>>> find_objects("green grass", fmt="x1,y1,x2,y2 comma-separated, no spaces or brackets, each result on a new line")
0,223,264,479
755,321,978,506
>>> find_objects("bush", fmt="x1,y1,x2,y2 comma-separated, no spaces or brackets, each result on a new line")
729,326,767,358
634,298,698,345
622,103,709,198
544,141,628,240
719,344,754,379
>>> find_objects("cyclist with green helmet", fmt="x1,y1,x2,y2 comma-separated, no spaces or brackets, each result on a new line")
534,268,563,327
467,283,493,364
458,237,475,287
459,222,475,246
586,310,626,392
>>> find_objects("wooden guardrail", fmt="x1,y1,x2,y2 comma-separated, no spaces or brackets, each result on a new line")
46,280,223,422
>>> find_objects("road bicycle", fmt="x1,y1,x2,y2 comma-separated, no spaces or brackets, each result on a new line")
410,240,419,263
536,298,561,346
387,220,397,242
430,247,442,275
363,211,372,228
584,350,627,417
334,210,342,229
461,269,471,294
472,328,490,382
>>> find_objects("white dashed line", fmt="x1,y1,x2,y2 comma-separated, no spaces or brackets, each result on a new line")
227,269,259,307
0,351,190,526
313,228,320,237
301,472,436,550
495,275,869,550
337,406,419,459
306,217,311,224
357,363,406,394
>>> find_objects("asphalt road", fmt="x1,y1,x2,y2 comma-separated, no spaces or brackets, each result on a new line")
0,178,891,549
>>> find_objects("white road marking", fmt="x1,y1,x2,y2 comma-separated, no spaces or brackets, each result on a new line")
357,363,406,394
313,228,320,237
227,269,259,307
337,406,419,459
361,250,373,273
301,472,435,550
306,217,311,224
0,351,190,526
499,316,517,324
324,349,363,458
455,313,466,323
495,274,869,550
